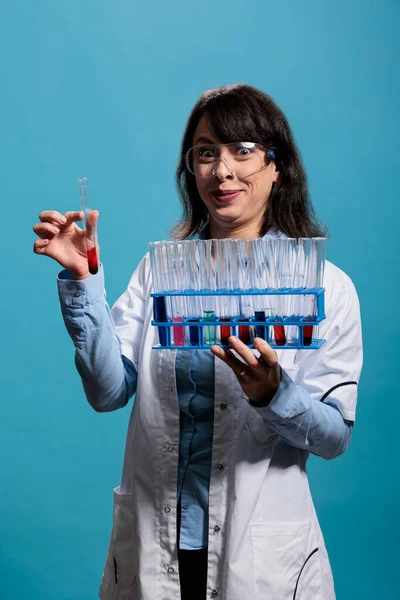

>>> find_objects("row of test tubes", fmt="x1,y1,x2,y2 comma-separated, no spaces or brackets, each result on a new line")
149,237,327,348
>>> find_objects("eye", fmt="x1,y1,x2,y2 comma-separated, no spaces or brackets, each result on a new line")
198,146,217,161
235,142,256,157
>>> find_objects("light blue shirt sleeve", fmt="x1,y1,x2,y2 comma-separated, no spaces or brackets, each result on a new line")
248,369,353,460
57,265,138,412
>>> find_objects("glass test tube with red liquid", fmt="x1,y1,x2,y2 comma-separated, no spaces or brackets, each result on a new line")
238,295,253,345
218,295,236,346
274,324,286,346
302,238,327,347
238,319,252,345
303,323,313,346
78,177,99,275
220,318,232,345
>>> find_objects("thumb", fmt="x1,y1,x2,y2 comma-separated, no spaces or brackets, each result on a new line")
86,210,99,228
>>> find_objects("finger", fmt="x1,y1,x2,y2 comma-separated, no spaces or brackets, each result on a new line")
227,336,259,368
211,345,247,375
63,210,84,226
33,239,50,254
253,337,278,367
33,222,60,238
39,210,68,226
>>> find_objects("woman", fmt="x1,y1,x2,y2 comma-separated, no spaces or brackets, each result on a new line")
33,84,362,600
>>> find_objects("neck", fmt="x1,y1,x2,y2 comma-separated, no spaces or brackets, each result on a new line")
209,218,262,240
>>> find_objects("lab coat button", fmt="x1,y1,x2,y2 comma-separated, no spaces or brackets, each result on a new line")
214,525,221,533
167,445,174,452
217,463,224,470
211,590,219,597
220,403,227,410
164,506,171,513
167,386,173,392
167,567,175,575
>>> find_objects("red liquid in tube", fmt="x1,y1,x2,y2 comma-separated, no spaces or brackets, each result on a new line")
220,318,231,345
238,318,251,345
303,325,313,346
87,247,99,275
274,325,286,346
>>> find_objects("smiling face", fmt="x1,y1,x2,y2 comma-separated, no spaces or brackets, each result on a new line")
192,116,279,239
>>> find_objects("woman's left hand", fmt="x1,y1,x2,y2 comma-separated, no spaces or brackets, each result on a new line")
211,336,281,406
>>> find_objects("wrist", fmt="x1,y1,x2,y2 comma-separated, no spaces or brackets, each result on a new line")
68,270,91,281
249,389,277,408
248,367,282,407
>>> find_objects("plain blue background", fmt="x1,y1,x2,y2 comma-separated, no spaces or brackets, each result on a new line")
1,1,399,598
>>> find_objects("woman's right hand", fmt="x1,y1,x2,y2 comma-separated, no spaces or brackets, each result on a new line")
33,210,99,280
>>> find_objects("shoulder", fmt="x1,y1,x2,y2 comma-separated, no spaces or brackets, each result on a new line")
324,260,356,293
323,260,360,319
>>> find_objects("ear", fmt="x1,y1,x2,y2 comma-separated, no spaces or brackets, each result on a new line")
272,163,279,182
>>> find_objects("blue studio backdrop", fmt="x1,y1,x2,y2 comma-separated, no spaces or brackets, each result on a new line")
0,1,399,598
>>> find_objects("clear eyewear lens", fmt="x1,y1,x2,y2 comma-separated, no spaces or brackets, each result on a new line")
185,142,271,179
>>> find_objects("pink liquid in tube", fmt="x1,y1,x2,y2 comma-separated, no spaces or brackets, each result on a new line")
172,318,185,346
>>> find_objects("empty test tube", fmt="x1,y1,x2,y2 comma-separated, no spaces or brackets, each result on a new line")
149,242,168,346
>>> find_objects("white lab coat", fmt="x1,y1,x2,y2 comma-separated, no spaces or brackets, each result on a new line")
98,254,362,600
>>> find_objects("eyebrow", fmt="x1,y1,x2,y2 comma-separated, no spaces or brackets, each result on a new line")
193,136,217,145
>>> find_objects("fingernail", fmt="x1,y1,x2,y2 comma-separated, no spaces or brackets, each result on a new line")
60,217,66,224
230,336,238,344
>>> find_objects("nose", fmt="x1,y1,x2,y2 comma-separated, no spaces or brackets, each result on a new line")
212,156,234,180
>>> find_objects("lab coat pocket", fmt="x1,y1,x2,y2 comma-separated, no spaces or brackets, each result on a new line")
250,521,322,600
112,487,137,589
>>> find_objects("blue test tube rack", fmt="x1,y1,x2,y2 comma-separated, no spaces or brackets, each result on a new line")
151,288,325,350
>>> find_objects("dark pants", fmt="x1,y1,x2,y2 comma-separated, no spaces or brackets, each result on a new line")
177,498,208,600
178,547,208,600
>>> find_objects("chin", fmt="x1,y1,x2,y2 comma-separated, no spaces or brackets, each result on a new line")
216,203,246,217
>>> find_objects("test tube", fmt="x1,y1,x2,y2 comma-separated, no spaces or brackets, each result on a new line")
199,240,217,345
183,239,201,345
235,239,252,344
302,238,327,346
166,242,185,346
216,239,237,345
78,177,99,274
248,239,267,341
185,240,201,346
284,238,300,345
269,238,286,346
149,241,168,347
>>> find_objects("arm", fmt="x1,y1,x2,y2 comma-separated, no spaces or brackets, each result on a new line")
212,270,363,460
34,210,144,412
249,371,354,459
252,272,362,459
57,265,139,412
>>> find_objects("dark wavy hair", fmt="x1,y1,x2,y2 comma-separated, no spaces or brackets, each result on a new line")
173,84,326,239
